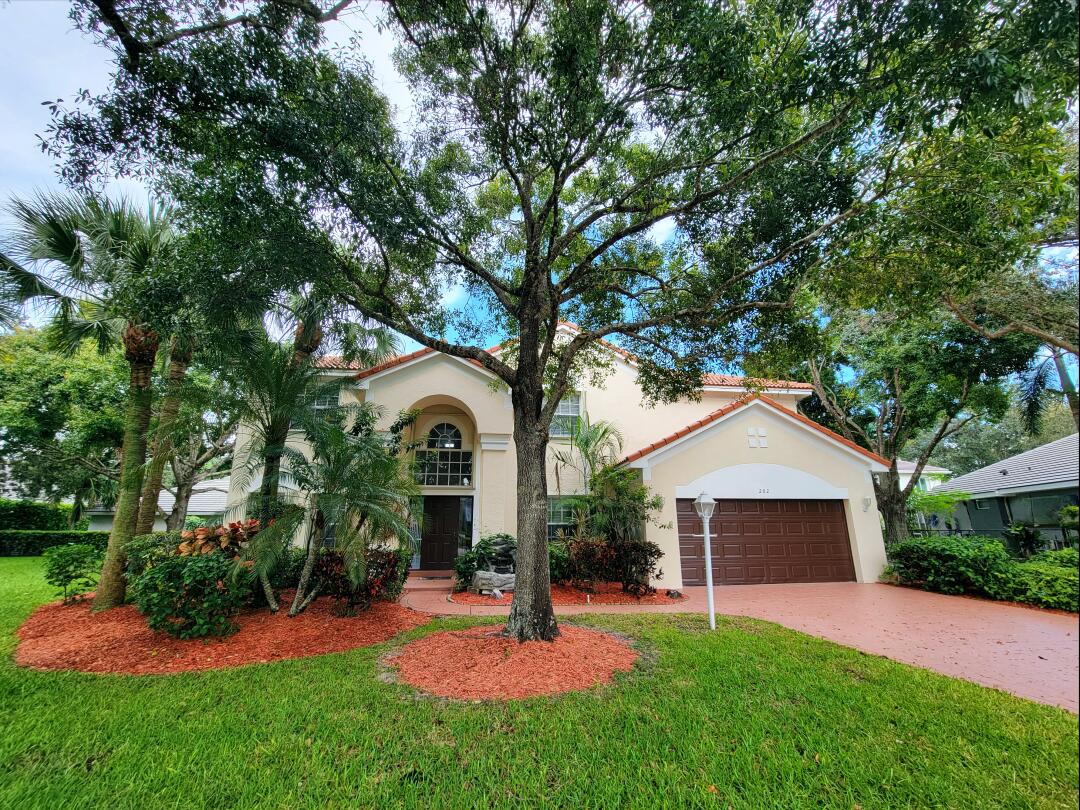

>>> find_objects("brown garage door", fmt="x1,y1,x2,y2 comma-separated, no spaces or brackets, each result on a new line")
677,498,855,585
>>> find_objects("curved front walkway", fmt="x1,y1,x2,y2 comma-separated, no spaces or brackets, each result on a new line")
401,579,1079,712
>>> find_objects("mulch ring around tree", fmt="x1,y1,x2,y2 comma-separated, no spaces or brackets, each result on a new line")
14,595,431,675
386,624,638,700
450,581,687,606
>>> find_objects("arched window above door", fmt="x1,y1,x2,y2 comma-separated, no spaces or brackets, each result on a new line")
427,423,463,450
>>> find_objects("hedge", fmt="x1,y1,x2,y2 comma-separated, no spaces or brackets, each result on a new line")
0,530,110,556
888,535,1079,612
0,498,87,531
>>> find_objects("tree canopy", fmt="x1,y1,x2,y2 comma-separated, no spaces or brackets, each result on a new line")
44,0,1080,638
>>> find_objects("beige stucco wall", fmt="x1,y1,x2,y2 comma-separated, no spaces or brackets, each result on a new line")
638,402,886,588
224,350,883,586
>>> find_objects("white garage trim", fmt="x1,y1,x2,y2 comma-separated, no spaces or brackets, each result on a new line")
675,463,849,500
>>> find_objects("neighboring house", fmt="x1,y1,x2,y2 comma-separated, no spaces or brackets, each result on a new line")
934,434,1079,544
86,476,230,532
896,459,951,492
227,324,889,588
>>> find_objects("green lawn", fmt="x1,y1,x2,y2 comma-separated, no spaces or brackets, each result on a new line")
0,557,1076,809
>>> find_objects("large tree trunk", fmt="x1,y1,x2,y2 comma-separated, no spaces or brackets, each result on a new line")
135,342,192,535
504,393,559,642
165,478,195,531
876,467,910,548
1052,349,1079,430
94,324,160,610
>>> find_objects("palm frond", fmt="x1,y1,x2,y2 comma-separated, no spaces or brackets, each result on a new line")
1018,357,1053,435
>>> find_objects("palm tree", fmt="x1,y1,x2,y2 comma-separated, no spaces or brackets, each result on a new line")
552,415,624,495
225,321,396,610
277,407,418,616
4,192,178,609
134,336,196,535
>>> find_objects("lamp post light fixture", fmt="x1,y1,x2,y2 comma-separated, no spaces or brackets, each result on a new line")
693,492,717,630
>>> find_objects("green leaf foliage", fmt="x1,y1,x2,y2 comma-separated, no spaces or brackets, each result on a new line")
41,543,102,604
889,535,1079,612
131,552,250,639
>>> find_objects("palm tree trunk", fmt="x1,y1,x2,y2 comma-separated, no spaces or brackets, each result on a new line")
289,511,324,616
135,341,192,535
94,325,160,610
258,317,324,612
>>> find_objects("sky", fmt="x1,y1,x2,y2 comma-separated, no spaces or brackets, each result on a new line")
0,0,448,347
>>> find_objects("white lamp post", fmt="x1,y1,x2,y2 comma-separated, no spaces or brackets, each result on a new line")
693,491,717,630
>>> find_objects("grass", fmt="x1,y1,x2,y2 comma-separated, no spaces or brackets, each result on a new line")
0,557,1077,809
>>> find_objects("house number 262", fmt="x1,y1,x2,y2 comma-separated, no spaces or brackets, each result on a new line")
758,488,770,494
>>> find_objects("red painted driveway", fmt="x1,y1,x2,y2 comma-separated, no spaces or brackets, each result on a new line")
403,580,1079,711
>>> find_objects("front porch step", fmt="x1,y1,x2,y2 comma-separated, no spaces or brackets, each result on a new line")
403,571,457,591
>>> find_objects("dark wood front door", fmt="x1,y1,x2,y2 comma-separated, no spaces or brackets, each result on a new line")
421,496,461,569
677,498,855,585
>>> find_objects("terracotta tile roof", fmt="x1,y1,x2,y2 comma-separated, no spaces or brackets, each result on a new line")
621,393,889,467
701,373,813,390
315,356,368,370
334,324,812,391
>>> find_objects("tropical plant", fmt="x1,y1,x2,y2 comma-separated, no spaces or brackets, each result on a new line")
1004,524,1044,558
250,405,418,617
2,193,184,609
42,543,102,604
552,416,623,495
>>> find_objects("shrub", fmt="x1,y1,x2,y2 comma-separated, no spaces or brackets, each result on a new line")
609,538,665,595
0,498,86,531
125,532,182,579
269,545,307,591
1031,547,1079,569
131,553,249,638
548,538,571,584
0,530,110,556
42,543,102,604
313,545,409,614
568,536,617,586
888,535,1014,597
888,534,1079,613
1000,563,1079,612
452,534,517,591
568,535,664,594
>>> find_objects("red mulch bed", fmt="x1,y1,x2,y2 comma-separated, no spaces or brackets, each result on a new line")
389,624,638,700
450,581,686,606
15,594,431,675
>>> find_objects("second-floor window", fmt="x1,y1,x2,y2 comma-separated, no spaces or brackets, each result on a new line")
549,394,581,437
415,422,472,486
